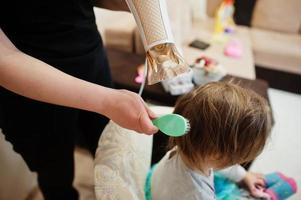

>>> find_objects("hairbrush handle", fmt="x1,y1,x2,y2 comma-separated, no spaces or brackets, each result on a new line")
152,114,190,137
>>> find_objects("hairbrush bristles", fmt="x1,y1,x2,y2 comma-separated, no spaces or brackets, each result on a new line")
185,118,191,134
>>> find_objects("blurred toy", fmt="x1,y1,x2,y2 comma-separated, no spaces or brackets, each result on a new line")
161,70,194,96
224,39,243,58
135,64,145,84
136,63,193,96
192,56,226,85
213,0,236,42
264,172,297,200
214,171,297,200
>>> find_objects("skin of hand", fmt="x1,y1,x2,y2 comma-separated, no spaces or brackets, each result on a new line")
0,28,158,135
101,89,158,134
242,172,266,198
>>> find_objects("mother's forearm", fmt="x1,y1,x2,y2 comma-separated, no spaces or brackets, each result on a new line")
0,50,110,114
0,28,114,117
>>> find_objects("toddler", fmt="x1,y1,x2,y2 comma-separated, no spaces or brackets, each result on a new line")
147,82,272,200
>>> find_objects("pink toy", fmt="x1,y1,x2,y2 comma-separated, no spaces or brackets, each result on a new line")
224,40,243,58
135,73,144,84
135,64,145,84
264,172,297,200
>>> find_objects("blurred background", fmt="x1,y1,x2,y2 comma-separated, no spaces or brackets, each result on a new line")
1,0,300,199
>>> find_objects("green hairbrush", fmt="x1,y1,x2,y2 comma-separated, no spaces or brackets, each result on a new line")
152,114,190,137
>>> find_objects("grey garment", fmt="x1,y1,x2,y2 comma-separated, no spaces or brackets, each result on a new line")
151,151,216,200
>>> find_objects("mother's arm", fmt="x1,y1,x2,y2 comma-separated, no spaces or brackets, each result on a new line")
0,28,157,134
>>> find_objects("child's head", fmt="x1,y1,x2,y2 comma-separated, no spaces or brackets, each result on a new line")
169,82,271,169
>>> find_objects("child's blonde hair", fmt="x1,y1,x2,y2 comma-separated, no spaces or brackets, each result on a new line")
169,82,271,169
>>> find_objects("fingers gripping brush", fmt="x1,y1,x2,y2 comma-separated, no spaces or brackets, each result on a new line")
152,114,190,137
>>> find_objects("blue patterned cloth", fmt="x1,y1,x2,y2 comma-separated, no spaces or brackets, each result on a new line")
214,172,242,200
144,164,158,200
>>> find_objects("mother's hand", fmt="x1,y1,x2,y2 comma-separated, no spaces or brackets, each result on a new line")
101,89,158,135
